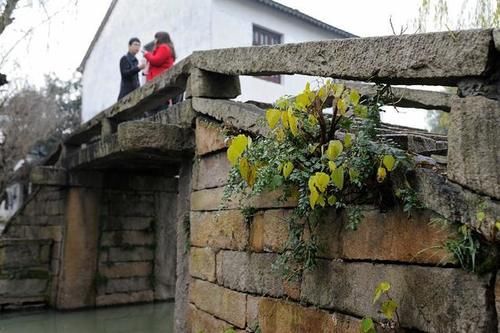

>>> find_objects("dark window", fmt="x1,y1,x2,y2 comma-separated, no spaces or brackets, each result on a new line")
252,25,282,84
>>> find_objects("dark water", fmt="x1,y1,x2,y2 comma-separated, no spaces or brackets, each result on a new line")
0,302,174,333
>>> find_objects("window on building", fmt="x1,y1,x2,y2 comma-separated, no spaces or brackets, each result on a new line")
252,25,283,84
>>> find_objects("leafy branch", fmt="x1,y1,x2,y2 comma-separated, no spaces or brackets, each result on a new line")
223,81,419,279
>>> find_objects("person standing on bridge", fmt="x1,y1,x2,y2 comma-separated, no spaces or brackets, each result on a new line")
143,31,176,82
117,37,146,100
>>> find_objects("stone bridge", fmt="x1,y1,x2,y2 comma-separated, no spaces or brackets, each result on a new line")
1,29,500,332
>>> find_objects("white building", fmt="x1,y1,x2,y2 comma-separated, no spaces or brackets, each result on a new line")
79,0,355,121
0,183,23,229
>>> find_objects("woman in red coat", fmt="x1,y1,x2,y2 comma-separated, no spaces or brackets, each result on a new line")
144,31,176,81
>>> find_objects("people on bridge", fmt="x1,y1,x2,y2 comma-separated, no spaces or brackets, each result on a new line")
143,31,176,82
117,37,146,100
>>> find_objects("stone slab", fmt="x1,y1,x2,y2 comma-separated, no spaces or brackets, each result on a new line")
195,118,226,156
188,304,244,333
189,247,216,282
100,231,154,247
99,262,152,279
117,121,195,152
192,98,268,137
192,29,493,85
301,260,495,332
192,151,231,190
191,187,297,211
104,277,151,294
189,279,247,328
259,298,360,333
216,251,284,297
0,279,48,298
190,211,248,251
186,68,241,99
30,166,67,186
416,168,500,241
448,95,500,199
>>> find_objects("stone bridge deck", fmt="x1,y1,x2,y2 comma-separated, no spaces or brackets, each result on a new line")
0,29,499,333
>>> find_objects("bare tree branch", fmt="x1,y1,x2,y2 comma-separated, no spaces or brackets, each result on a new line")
0,0,20,36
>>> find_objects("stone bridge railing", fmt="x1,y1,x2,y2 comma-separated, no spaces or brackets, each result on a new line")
62,28,498,236
1,29,499,332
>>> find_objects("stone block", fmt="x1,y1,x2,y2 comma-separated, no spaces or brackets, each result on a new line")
33,216,65,226
283,279,301,301
301,260,495,332
0,242,42,268
191,187,237,211
246,295,261,330
192,29,492,85
99,262,152,278
105,277,151,294
188,304,244,333
103,216,153,231
117,121,194,153
189,279,246,328
108,247,154,262
100,231,154,247
313,207,452,264
216,251,284,297
174,162,193,333
191,187,297,211
259,298,360,333
30,166,67,186
39,244,51,263
107,196,155,217
189,247,216,282
43,201,65,216
190,211,248,250
192,152,232,190
0,279,48,297
448,95,500,199
96,290,154,306
416,168,500,241
35,188,65,202
195,118,226,156
156,99,196,128
186,68,241,99
192,98,269,137
19,226,63,242
250,209,291,253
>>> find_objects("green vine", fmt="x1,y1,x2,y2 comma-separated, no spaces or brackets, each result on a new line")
222,81,421,279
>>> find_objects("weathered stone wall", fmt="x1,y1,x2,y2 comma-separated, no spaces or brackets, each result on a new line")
0,185,66,309
0,168,180,311
94,172,178,307
187,117,498,333
0,239,52,310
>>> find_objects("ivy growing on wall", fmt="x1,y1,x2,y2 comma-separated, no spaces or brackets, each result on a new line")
222,81,419,279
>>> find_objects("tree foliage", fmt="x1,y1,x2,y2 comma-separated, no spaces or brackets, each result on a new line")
416,0,500,31
0,74,81,190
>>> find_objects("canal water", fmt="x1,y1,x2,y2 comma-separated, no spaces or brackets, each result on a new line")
0,302,174,333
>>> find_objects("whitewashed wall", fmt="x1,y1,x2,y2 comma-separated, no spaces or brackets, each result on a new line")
0,183,23,226
211,0,349,104
81,0,212,121
81,0,351,121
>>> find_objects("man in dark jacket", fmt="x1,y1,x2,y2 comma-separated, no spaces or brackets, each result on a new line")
118,37,145,100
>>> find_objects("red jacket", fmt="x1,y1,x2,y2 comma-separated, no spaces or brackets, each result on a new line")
144,44,174,81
